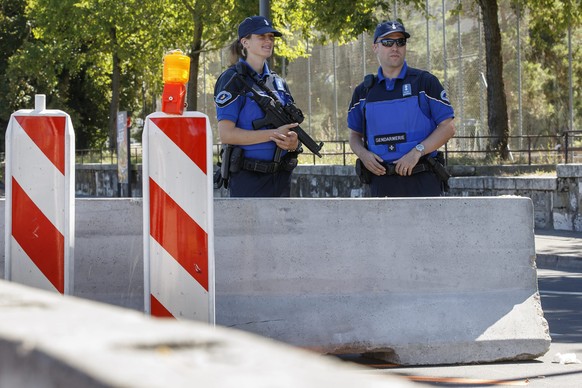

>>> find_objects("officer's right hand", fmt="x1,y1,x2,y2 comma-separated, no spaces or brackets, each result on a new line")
270,123,300,151
361,151,386,176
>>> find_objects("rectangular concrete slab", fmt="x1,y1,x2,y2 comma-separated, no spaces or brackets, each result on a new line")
1,197,551,365
214,197,550,365
0,280,414,387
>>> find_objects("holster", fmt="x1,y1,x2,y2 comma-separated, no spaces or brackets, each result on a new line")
215,144,239,189
426,151,451,191
280,151,299,172
228,146,243,173
355,158,372,185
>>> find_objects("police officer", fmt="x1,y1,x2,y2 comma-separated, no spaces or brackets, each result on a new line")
348,20,456,197
214,16,300,197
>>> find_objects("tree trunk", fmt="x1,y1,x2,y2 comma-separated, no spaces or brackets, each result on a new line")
108,26,121,150
186,15,203,111
477,0,510,160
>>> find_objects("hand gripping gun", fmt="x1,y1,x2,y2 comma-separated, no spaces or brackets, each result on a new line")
225,63,324,157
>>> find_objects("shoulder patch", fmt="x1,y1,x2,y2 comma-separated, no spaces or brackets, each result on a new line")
215,91,234,107
440,90,450,104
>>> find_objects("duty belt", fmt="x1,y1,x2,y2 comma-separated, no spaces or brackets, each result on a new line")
382,161,432,176
242,158,281,174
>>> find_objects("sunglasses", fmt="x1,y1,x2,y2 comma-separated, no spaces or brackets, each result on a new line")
378,38,407,47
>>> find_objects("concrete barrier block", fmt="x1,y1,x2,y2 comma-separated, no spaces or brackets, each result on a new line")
0,280,416,388
214,197,550,365
1,197,550,366
514,177,556,191
0,203,4,280
492,177,517,190
557,164,582,178
448,165,476,176
448,176,485,190
553,210,574,231
1,198,144,308
74,198,144,310
292,166,362,198
294,165,355,177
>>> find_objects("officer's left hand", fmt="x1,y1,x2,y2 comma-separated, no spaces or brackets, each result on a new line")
270,123,300,151
394,149,422,176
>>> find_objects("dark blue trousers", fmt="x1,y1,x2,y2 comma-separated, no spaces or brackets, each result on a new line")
228,170,292,197
370,171,442,197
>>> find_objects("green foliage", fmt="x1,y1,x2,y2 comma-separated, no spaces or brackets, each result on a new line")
0,0,29,150
522,0,582,132
0,0,580,154
268,0,425,59
1,0,180,148
0,0,28,73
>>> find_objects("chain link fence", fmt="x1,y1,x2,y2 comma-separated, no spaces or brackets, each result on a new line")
196,0,579,163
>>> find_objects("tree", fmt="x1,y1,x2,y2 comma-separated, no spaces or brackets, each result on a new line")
174,0,239,112
523,0,582,135
476,0,510,158
4,0,575,160
0,0,29,151
0,0,429,151
473,0,581,159
175,0,429,112
68,0,172,148
5,0,177,149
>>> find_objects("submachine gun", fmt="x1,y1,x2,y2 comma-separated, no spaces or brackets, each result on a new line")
225,62,324,157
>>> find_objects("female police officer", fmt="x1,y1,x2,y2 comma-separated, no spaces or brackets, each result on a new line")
348,20,456,197
214,16,300,197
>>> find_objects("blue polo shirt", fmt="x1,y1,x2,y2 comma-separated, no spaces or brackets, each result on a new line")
214,60,294,161
347,61,454,162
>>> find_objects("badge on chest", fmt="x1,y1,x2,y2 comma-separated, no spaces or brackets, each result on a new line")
374,132,407,152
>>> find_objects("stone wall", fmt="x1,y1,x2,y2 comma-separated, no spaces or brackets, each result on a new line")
70,163,582,231
550,165,582,231
447,176,556,229
75,164,142,198
448,165,582,231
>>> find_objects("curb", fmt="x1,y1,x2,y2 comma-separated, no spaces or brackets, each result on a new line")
536,254,582,271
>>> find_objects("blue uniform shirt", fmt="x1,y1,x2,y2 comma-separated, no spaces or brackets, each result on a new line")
347,61,454,162
214,59,295,161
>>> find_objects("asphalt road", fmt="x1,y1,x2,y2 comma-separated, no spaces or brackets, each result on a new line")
342,267,582,387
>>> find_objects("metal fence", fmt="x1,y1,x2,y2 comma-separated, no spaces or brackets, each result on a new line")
1,1,579,172
42,131,582,168
196,0,579,150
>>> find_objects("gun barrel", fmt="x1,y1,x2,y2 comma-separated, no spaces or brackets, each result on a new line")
295,126,323,157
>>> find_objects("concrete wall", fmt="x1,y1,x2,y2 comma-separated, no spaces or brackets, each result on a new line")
72,163,582,231
0,279,415,388
76,164,142,198
0,198,144,308
214,197,549,365
0,197,551,365
448,176,556,229
448,165,582,232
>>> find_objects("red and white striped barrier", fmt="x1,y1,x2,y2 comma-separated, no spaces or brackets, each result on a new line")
4,95,75,294
142,111,215,323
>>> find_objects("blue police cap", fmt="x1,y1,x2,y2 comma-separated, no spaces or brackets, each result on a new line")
238,16,282,40
373,20,411,42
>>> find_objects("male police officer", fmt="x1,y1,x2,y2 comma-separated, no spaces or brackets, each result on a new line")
348,20,455,197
